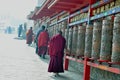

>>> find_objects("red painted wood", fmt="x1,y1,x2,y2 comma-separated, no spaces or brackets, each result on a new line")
64,57,69,70
87,62,120,74
83,58,90,80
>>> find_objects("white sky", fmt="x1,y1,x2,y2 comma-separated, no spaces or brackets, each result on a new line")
0,0,38,27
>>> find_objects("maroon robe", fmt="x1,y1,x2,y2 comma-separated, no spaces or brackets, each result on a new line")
26,29,33,44
38,31,49,55
48,34,66,73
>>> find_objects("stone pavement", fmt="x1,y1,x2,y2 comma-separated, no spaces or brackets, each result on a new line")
0,33,83,80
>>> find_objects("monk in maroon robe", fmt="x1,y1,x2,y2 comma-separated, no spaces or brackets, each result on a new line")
38,29,49,58
48,30,66,76
26,27,33,45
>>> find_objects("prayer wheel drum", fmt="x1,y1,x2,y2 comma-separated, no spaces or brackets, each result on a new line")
48,27,51,37
58,23,61,30
65,28,69,47
111,16,120,63
76,25,86,57
84,24,93,58
91,20,102,60
100,20,113,61
67,28,73,54
59,22,62,30
55,25,58,35
53,25,55,36
71,26,78,56
61,21,67,37
50,26,54,37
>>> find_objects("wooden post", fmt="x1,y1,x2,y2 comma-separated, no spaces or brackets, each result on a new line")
83,58,90,80
64,12,71,71
64,57,69,70
83,0,94,80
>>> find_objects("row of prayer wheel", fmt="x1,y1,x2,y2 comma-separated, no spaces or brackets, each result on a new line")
48,21,67,38
65,16,120,63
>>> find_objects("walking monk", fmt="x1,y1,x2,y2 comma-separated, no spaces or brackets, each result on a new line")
38,29,49,58
26,27,34,45
48,30,66,76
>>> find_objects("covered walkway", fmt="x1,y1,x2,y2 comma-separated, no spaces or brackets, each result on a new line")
0,33,83,80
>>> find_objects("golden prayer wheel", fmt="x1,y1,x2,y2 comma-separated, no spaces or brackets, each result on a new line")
71,26,78,56
91,20,102,60
76,25,86,57
67,27,73,55
100,19,113,61
111,16,120,63
84,24,93,58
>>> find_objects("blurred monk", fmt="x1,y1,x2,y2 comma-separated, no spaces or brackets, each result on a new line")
48,30,66,76
26,27,34,45
38,28,49,58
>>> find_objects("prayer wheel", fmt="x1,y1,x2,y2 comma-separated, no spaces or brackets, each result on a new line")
58,23,61,30
54,25,57,35
53,25,55,35
84,24,93,58
59,22,62,30
67,27,73,54
76,25,86,57
111,16,120,63
50,26,54,37
51,27,53,35
100,20,113,61
48,27,51,37
91,20,102,60
61,21,67,37
65,28,69,47
71,26,78,56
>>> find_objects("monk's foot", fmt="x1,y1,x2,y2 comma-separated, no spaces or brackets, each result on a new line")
54,73,59,77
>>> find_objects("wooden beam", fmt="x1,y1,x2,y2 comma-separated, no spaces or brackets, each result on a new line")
56,3,77,8
59,0,83,5
52,6,71,11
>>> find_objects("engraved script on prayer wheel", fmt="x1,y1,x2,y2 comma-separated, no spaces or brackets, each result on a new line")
111,16,120,63
84,24,93,58
100,20,113,61
67,28,73,54
71,26,78,56
76,25,86,57
91,20,102,60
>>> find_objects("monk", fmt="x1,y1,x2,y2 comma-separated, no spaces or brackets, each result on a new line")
48,30,66,76
38,29,49,58
26,27,33,45
35,25,45,54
